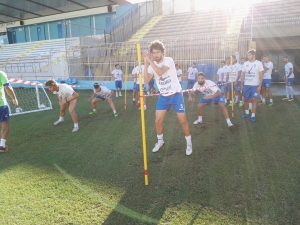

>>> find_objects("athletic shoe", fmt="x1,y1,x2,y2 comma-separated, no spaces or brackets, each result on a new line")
288,98,294,101
268,103,274,106
114,113,118,117
138,105,147,110
152,142,164,153
193,119,203,124
72,127,79,132
54,120,64,125
251,117,256,122
249,108,252,112
282,97,289,100
258,102,265,105
119,93,122,97
89,111,97,114
136,102,140,106
116,93,118,97
239,102,244,107
228,122,234,128
133,101,136,105
227,103,233,107
0,145,8,153
242,113,249,118
186,144,192,155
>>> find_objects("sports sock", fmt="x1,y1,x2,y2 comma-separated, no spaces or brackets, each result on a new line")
157,134,164,144
0,139,6,147
245,110,249,114
251,113,255,117
93,109,96,112
198,116,202,121
286,86,289,98
113,110,116,114
262,98,265,103
119,91,122,95
249,103,252,109
226,118,231,124
133,98,136,101
289,86,294,98
185,135,192,145
59,116,64,121
74,123,78,128
270,99,273,103
235,96,238,102
144,105,147,110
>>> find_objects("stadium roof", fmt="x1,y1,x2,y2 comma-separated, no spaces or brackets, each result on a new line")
0,0,130,24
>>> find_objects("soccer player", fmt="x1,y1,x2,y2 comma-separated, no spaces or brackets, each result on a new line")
260,55,274,106
227,55,242,107
143,40,192,155
147,77,156,94
216,60,225,93
132,61,138,104
282,56,295,101
189,72,233,128
0,71,18,153
88,83,118,117
241,49,264,122
240,57,246,108
223,57,231,103
111,64,123,97
176,64,183,87
45,79,79,132
134,63,147,110
187,62,198,95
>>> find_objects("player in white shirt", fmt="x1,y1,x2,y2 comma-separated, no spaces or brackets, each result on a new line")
259,55,274,106
188,72,233,128
134,63,147,110
223,57,231,103
241,49,264,123
45,79,79,132
88,83,118,117
187,63,198,96
282,56,295,101
175,64,183,87
111,64,123,97
132,61,138,105
239,57,246,108
227,55,242,107
143,40,192,155
216,60,225,93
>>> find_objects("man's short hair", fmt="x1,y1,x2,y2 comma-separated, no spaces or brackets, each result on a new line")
175,64,178,67
192,62,196,65
225,57,230,60
149,40,166,53
198,72,205,77
221,60,225,64
262,55,268,58
94,83,100,88
241,57,246,60
45,79,57,87
232,55,236,59
115,64,119,68
283,56,289,59
247,49,256,55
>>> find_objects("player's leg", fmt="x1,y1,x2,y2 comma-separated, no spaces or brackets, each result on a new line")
242,85,251,118
224,84,228,103
107,97,118,117
266,80,273,106
288,78,294,101
115,81,118,97
152,109,168,153
69,99,79,132
218,102,233,127
54,100,68,125
0,106,10,152
89,97,101,114
138,85,147,110
227,83,234,106
132,82,136,104
249,86,259,122
259,86,266,105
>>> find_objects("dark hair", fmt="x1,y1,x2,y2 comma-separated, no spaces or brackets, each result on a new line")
221,60,225,64
247,49,256,55
94,83,100,88
149,40,166,53
45,79,57,87
283,56,289,59
232,55,236,59
225,57,230,60
262,55,268,58
198,72,205,77
175,64,178,66
241,57,246,60
115,64,119,68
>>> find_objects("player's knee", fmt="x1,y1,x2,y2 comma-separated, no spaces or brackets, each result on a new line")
155,118,163,126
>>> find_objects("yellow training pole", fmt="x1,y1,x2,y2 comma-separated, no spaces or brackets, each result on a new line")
137,44,148,186
124,61,128,109
230,56,234,117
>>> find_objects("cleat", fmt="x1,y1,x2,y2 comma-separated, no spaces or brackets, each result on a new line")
258,102,266,105
89,111,97,115
116,93,118,97
282,97,289,100
227,103,233,107
54,120,64,125
193,119,203,124
136,102,140,106
288,98,294,101
114,113,118,117
251,117,256,122
228,122,234,128
242,113,249,118
268,103,274,106
0,145,8,153
72,127,79,132
138,106,147,110
239,102,244,107
119,93,122,97
152,142,164,153
186,144,192,155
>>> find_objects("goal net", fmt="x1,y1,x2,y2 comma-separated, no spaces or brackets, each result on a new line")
5,82,52,116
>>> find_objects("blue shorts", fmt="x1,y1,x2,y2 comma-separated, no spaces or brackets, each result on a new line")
135,84,145,93
262,79,271,88
233,81,241,91
244,85,258,100
287,78,294,86
148,80,155,86
179,81,182,87
95,95,112,101
227,82,233,91
133,82,136,90
0,105,9,122
217,81,223,87
156,93,185,113
199,95,225,106
187,79,196,88
115,80,122,89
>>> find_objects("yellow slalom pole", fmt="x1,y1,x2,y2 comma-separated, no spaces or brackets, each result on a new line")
124,61,128,110
137,44,148,186
230,56,234,118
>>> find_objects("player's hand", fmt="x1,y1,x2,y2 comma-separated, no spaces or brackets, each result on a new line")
12,98,18,107
241,85,244,93
143,51,150,62
257,86,261,93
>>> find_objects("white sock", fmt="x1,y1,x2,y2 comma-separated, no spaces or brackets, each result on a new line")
198,116,202,121
93,109,96,112
0,138,6,147
185,135,192,145
225,99,227,103
289,86,294,98
226,118,231,124
144,105,147,110
251,113,255,117
262,98,265,103
113,110,116,114
249,103,252,109
286,86,289,98
133,98,136,101
260,95,263,100
59,117,64,121
157,134,164,144
270,99,273,103
235,96,238,102
230,101,232,104
245,110,249,114
119,91,122,95
74,123,78,128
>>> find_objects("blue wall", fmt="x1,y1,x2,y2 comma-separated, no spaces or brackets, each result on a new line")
116,4,138,19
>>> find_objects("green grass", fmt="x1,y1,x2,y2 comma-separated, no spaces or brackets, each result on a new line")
0,89,300,225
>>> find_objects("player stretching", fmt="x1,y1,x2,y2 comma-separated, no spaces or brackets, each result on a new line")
88,83,118,117
143,40,192,155
260,55,274,106
187,63,198,96
176,64,183,87
0,71,18,153
111,64,123,97
282,56,295,101
45,79,79,132
189,73,233,128
241,50,264,122
223,57,231,103
216,60,225,93
227,55,242,107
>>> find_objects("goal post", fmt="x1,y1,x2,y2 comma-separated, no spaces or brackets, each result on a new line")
6,83,52,116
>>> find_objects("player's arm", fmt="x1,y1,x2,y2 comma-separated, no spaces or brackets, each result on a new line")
287,67,293,78
241,71,245,92
204,90,221,99
4,85,18,107
143,57,153,84
188,83,197,101
89,92,96,100
236,70,242,84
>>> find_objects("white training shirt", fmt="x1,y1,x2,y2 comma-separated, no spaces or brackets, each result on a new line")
187,67,198,80
136,65,144,84
232,63,242,82
112,69,123,81
177,69,182,82
147,57,181,96
193,80,220,96
242,60,264,86
223,65,231,82
132,67,137,83
94,86,111,98
54,84,74,100
285,62,294,78
263,61,273,79
217,67,224,82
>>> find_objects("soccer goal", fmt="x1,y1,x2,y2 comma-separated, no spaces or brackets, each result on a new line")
6,83,52,116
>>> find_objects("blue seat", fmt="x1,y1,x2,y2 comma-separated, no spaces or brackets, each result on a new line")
71,78,77,84
57,78,65,83
66,78,72,85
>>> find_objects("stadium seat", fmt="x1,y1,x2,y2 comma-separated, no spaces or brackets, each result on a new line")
66,78,72,85
71,78,77,84
57,78,65,83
